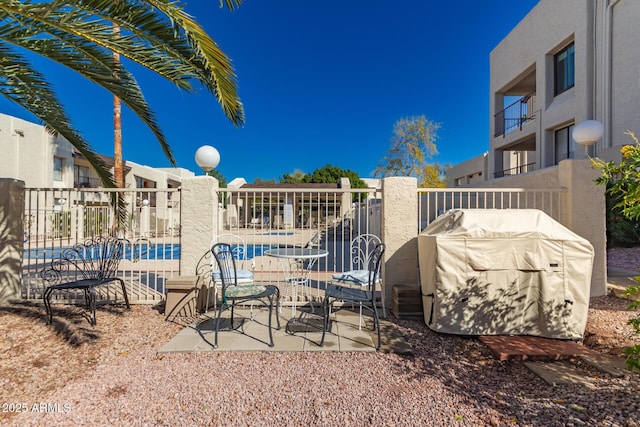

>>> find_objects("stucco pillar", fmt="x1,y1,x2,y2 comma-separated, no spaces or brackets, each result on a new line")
179,176,219,276
381,177,418,310
0,179,25,304
558,159,607,297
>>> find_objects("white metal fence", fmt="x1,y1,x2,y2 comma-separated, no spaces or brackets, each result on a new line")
417,187,566,232
214,187,380,302
22,188,181,304
21,185,566,306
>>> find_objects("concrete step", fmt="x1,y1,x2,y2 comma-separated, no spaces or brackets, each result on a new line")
523,361,595,388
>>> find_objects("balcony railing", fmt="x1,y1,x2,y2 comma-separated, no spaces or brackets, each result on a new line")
74,177,102,188
494,92,536,137
494,162,536,178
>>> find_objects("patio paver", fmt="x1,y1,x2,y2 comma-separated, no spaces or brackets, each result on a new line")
159,305,411,354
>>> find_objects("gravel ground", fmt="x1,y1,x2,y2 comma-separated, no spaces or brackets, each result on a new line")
2,248,640,427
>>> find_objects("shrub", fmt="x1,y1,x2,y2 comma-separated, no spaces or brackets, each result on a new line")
593,131,640,370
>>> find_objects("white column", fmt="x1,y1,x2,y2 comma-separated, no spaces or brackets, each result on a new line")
0,179,25,304
179,176,219,275
381,177,419,308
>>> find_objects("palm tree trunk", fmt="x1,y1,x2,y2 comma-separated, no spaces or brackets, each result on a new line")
114,92,123,188
113,23,123,189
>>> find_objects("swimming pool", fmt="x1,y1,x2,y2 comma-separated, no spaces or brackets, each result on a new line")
24,243,280,261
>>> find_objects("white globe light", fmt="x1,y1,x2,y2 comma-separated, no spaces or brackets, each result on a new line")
572,120,604,146
195,145,220,172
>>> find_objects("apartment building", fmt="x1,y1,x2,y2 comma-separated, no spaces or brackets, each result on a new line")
0,113,194,192
447,0,639,186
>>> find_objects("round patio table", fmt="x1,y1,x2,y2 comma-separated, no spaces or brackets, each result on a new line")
265,247,328,334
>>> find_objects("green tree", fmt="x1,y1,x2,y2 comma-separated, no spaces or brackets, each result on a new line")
303,164,367,190
0,0,244,188
374,115,446,187
280,169,306,184
421,163,448,188
253,178,277,185
593,131,640,371
207,169,227,188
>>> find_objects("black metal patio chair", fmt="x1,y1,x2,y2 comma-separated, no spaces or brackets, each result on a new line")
210,243,280,348
320,242,385,350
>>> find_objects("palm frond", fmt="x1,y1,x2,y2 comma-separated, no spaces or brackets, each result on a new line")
1,0,244,125
0,19,176,164
0,44,128,228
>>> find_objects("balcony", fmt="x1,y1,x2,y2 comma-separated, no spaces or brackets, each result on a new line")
494,92,536,138
494,162,536,179
74,177,102,188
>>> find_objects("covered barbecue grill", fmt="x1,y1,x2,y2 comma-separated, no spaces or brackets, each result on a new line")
418,209,594,339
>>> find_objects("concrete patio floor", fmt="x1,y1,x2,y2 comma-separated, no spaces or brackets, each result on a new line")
159,305,412,354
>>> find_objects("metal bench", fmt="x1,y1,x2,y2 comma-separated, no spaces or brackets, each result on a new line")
41,236,131,326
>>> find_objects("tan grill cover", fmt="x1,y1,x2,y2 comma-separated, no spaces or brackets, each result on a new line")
418,209,594,339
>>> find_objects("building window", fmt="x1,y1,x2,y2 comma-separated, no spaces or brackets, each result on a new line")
53,157,63,181
554,43,574,95
74,165,90,187
554,124,575,163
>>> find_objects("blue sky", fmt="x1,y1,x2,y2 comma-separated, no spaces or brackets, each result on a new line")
2,0,539,183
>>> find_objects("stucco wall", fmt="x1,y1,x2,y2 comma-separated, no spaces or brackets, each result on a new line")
381,177,418,308
0,113,73,188
489,0,594,175
445,153,487,187
179,177,219,276
0,179,24,304
610,0,640,148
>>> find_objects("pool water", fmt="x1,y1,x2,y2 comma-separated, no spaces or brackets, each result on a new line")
24,243,279,261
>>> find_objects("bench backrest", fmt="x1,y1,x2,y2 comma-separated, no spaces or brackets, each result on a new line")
40,236,124,284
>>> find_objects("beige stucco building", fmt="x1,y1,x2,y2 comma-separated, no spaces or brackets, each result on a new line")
447,0,639,186
0,113,194,192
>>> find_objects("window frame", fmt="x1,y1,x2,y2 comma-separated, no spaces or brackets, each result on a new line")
74,165,90,186
554,42,575,96
53,157,63,181
554,124,575,164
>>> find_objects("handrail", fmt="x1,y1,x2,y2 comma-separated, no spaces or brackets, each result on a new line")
494,92,536,137
493,162,537,178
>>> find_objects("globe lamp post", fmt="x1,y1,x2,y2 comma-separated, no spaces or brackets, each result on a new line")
195,145,220,175
572,120,604,156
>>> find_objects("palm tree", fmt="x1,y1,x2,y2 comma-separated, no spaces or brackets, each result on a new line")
0,0,245,188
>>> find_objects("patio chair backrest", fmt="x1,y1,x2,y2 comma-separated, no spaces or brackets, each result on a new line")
212,234,252,270
350,233,381,272
211,243,238,291
364,243,385,295
43,236,124,284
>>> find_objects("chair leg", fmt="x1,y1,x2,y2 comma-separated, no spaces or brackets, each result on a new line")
43,287,54,325
214,302,226,349
269,286,282,330
90,287,98,326
117,278,130,309
319,297,330,347
290,282,298,316
373,303,381,351
273,288,281,330
267,294,274,347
